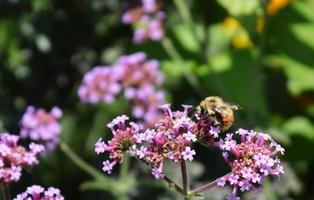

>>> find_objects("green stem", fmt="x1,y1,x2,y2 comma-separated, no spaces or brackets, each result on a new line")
173,0,193,28
161,37,182,60
117,156,130,200
1,185,11,200
136,157,185,195
119,155,130,180
180,161,191,200
188,173,231,196
60,142,106,180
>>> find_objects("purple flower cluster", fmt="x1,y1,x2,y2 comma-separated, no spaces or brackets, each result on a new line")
20,106,63,151
95,101,285,199
78,67,121,104
218,129,285,199
95,115,141,174
141,104,197,178
78,52,165,127
193,112,222,147
0,133,44,185
95,104,198,179
122,0,165,43
14,185,64,200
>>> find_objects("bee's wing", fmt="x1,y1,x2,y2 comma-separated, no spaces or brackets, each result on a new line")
230,103,240,110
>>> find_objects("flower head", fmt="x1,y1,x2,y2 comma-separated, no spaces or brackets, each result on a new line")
0,133,44,185
95,115,142,174
14,185,64,200
139,105,197,178
114,52,165,126
78,52,165,127
78,67,121,104
20,106,63,151
218,129,284,198
121,0,165,43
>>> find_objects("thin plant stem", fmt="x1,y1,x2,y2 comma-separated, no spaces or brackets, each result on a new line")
173,0,193,28
173,0,201,44
189,173,231,196
60,142,106,180
161,37,182,60
1,185,11,200
136,157,185,195
189,179,216,195
117,156,130,200
119,155,130,180
180,161,190,200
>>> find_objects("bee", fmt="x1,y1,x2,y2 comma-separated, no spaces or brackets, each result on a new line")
196,96,239,131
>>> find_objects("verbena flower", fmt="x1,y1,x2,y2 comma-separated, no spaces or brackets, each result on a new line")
115,52,163,87
139,104,197,178
218,129,284,199
78,67,121,104
95,105,198,179
78,52,165,127
121,0,165,43
95,115,142,174
20,106,63,151
193,112,222,147
14,185,64,200
0,133,44,185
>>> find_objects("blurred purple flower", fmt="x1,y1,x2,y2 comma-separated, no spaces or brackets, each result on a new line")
20,106,63,151
0,133,44,185
78,67,121,104
78,52,165,127
121,0,165,43
14,185,64,200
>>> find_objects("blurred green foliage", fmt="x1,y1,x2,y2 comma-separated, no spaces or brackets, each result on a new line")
0,0,314,199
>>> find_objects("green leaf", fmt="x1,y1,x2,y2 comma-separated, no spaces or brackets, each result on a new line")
161,59,195,86
173,24,200,53
306,104,314,117
280,56,314,95
290,23,314,50
207,24,231,57
292,1,314,23
209,52,232,73
217,0,260,16
282,116,314,141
